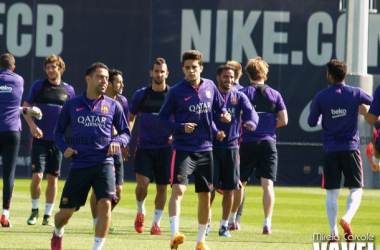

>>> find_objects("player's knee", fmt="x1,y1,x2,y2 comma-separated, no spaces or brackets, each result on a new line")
32,172,43,182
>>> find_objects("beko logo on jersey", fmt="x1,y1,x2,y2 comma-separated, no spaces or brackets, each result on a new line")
0,85,12,93
189,102,211,114
331,108,346,118
77,116,106,128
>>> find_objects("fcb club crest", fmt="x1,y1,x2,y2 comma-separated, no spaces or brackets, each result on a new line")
205,90,211,99
101,105,109,114
230,97,237,105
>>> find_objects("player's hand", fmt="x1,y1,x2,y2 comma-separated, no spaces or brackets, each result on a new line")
185,123,197,133
216,130,226,142
107,142,120,156
244,123,255,131
221,112,231,123
121,146,130,161
30,125,43,139
168,135,173,145
64,147,78,158
112,125,118,136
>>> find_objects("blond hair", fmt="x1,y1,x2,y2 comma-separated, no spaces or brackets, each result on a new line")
245,57,269,82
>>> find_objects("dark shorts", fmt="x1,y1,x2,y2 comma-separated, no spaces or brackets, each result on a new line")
171,150,213,193
134,147,172,185
31,139,62,177
213,148,240,190
322,150,363,189
59,163,116,210
239,140,278,182
113,153,124,185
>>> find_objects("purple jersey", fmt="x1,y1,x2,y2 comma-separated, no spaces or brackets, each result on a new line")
158,78,227,152
129,86,172,148
115,94,129,121
232,82,244,90
25,79,75,141
240,85,286,142
54,94,131,169
0,69,24,132
368,84,380,117
212,90,259,149
308,83,372,153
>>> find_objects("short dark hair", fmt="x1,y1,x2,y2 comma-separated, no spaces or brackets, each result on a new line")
85,62,109,76
182,50,202,66
108,69,122,83
0,53,15,70
327,59,347,82
152,57,167,70
217,64,235,76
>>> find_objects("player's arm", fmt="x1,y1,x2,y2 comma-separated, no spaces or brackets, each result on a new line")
276,110,288,128
366,113,378,126
54,101,71,155
240,93,259,131
157,89,184,134
212,85,230,123
359,104,370,116
22,101,43,138
129,113,137,131
112,103,132,150
308,96,321,127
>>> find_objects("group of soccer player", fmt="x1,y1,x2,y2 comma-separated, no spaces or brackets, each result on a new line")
1,50,379,250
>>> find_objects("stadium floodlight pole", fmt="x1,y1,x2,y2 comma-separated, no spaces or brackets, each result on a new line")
344,0,376,188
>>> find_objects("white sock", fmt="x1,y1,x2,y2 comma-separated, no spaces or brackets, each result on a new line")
152,209,163,226
93,218,98,226
54,226,64,236
32,199,39,210
342,188,363,224
197,224,207,243
92,237,106,250
2,209,9,219
45,203,54,216
136,200,146,215
169,216,179,238
220,220,228,228
326,189,340,234
263,218,272,228
229,212,237,224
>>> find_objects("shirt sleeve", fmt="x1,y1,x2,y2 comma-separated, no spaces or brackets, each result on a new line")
129,89,144,116
240,92,259,130
212,84,228,117
157,88,184,134
25,81,42,105
54,100,71,153
369,85,380,116
359,89,373,106
112,102,131,147
275,91,287,113
308,94,321,127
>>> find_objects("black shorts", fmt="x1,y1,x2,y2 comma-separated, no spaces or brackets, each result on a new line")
134,147,172,185
171,150,213,193
322,150,363,189
113,153,124,185
31,139,62,177
59,163,116,210
239,140,278,182
213,148,240,190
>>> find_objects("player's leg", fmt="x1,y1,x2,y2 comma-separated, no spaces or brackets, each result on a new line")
261,177,274,234
44,173,58,225
90,190,98,229
236,189,245,224
108,153,124,233
340,150,364,242
1,131,20,228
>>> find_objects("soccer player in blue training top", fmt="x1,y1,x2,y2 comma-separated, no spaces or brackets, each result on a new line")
129,58,172,235
51,62,131,250
23,54,76,227
308,59,372,243
158,50,231,250
0,53,42,228
230,57,288,235
209,64,258,238
90,68,129,234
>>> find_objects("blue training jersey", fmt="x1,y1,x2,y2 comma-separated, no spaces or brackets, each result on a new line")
308,83,372,153
54,93,131,169
158,77,227,152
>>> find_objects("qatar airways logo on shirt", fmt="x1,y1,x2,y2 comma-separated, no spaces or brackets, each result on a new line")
0,85,13,93
331,108,347,119
189,102,211,114
227,107,236,118
77,116,106,128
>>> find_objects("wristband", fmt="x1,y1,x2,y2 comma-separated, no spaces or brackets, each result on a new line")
22,107,27,115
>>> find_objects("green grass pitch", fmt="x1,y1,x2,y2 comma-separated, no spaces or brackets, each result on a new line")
0,179,379,249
